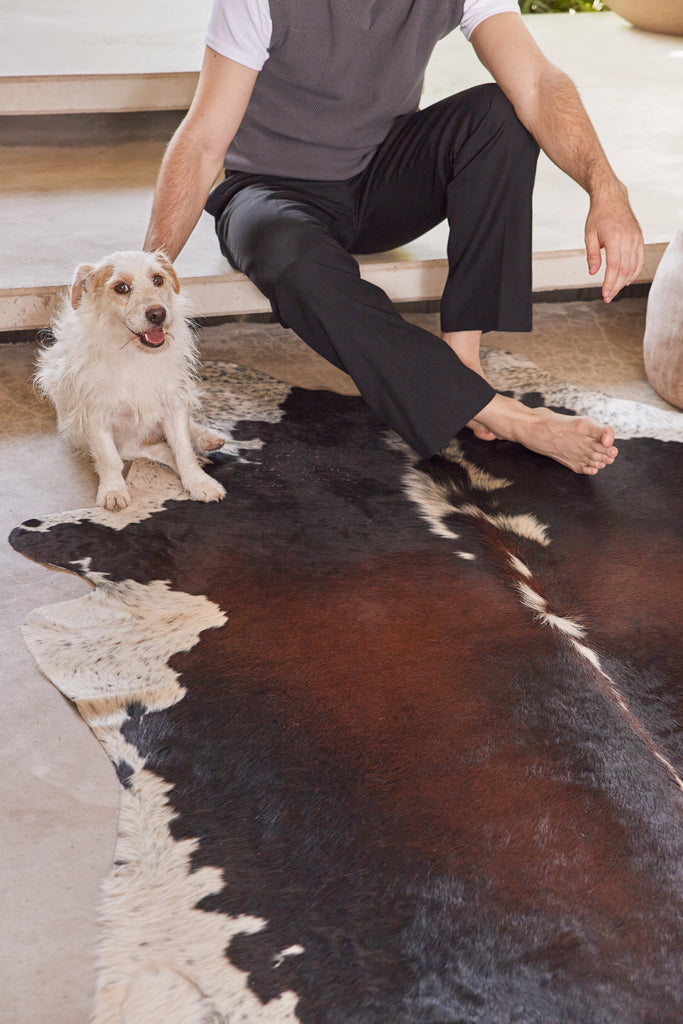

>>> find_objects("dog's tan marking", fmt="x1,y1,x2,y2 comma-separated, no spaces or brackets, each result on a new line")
71,263,95,308
155,249,181,293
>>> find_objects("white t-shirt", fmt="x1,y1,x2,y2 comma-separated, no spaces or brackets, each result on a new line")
206,0,521,72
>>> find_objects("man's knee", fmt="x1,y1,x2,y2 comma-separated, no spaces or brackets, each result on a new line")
469,81,512,114
240,216,304,285
234,213,350,298
470,82,539,158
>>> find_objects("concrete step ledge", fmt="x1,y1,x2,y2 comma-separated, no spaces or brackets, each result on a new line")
1,0,210,115
2,244,665,335
0,74,198,117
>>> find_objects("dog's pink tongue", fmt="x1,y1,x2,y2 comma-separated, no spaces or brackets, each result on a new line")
144,328,166,346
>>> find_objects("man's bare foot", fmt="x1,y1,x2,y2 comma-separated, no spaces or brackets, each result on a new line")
442,330,618,472
473,393,618,475
442,329,498,441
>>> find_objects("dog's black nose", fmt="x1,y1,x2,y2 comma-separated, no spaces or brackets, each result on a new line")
145,305,167,326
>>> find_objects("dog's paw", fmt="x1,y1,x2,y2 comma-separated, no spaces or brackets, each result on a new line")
185,474,226,503
195,429,225,452
98,487,130,511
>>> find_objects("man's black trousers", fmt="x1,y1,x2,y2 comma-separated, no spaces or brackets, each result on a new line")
207,84,540,458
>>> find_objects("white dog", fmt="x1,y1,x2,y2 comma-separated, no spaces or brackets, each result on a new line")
36,250,226,511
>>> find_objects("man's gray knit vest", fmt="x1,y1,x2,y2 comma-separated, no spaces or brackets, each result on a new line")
224,0,466,180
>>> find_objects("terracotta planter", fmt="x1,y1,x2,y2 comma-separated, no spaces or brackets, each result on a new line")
606,1,683,35
643,228,683,410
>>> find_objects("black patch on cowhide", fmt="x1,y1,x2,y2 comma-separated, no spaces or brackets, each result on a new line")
9,374,683,1024
115,760,135,789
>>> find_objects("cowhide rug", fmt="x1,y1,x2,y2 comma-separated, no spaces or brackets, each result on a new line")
9,352,683,1024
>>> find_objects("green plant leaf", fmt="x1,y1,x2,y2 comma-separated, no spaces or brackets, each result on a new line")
519,0,606,12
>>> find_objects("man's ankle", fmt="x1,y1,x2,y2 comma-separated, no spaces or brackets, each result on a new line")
441,329,484,374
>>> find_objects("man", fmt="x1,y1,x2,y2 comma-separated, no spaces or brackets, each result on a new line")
144,0,644,474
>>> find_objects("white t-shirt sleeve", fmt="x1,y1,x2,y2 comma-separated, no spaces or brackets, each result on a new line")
460,0,522,40
205,0,273,71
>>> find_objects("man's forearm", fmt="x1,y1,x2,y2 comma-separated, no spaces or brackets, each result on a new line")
143,125,224,261
471,15,627,202
471,11,643,298
144,48,258,260
520,63,622,201
521,62,643,296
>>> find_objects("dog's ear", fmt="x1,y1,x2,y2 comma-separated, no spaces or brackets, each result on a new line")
70,264,94,308
155,249,181,294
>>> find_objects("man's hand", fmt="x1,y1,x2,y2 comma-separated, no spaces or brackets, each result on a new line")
585,183,645,303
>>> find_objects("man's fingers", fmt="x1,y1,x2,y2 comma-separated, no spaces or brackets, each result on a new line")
585,228,602,277
628,237,646,284
585,186,644,302
602,234,645,303
602,256,621,303
602,246,632,303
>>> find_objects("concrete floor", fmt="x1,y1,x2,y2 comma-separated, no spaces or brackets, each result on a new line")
1,4,682,1023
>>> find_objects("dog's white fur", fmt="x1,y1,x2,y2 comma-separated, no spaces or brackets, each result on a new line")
36,250,226,510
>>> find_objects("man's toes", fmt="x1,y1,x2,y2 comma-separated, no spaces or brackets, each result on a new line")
584,444,619,471
594,445,617,466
